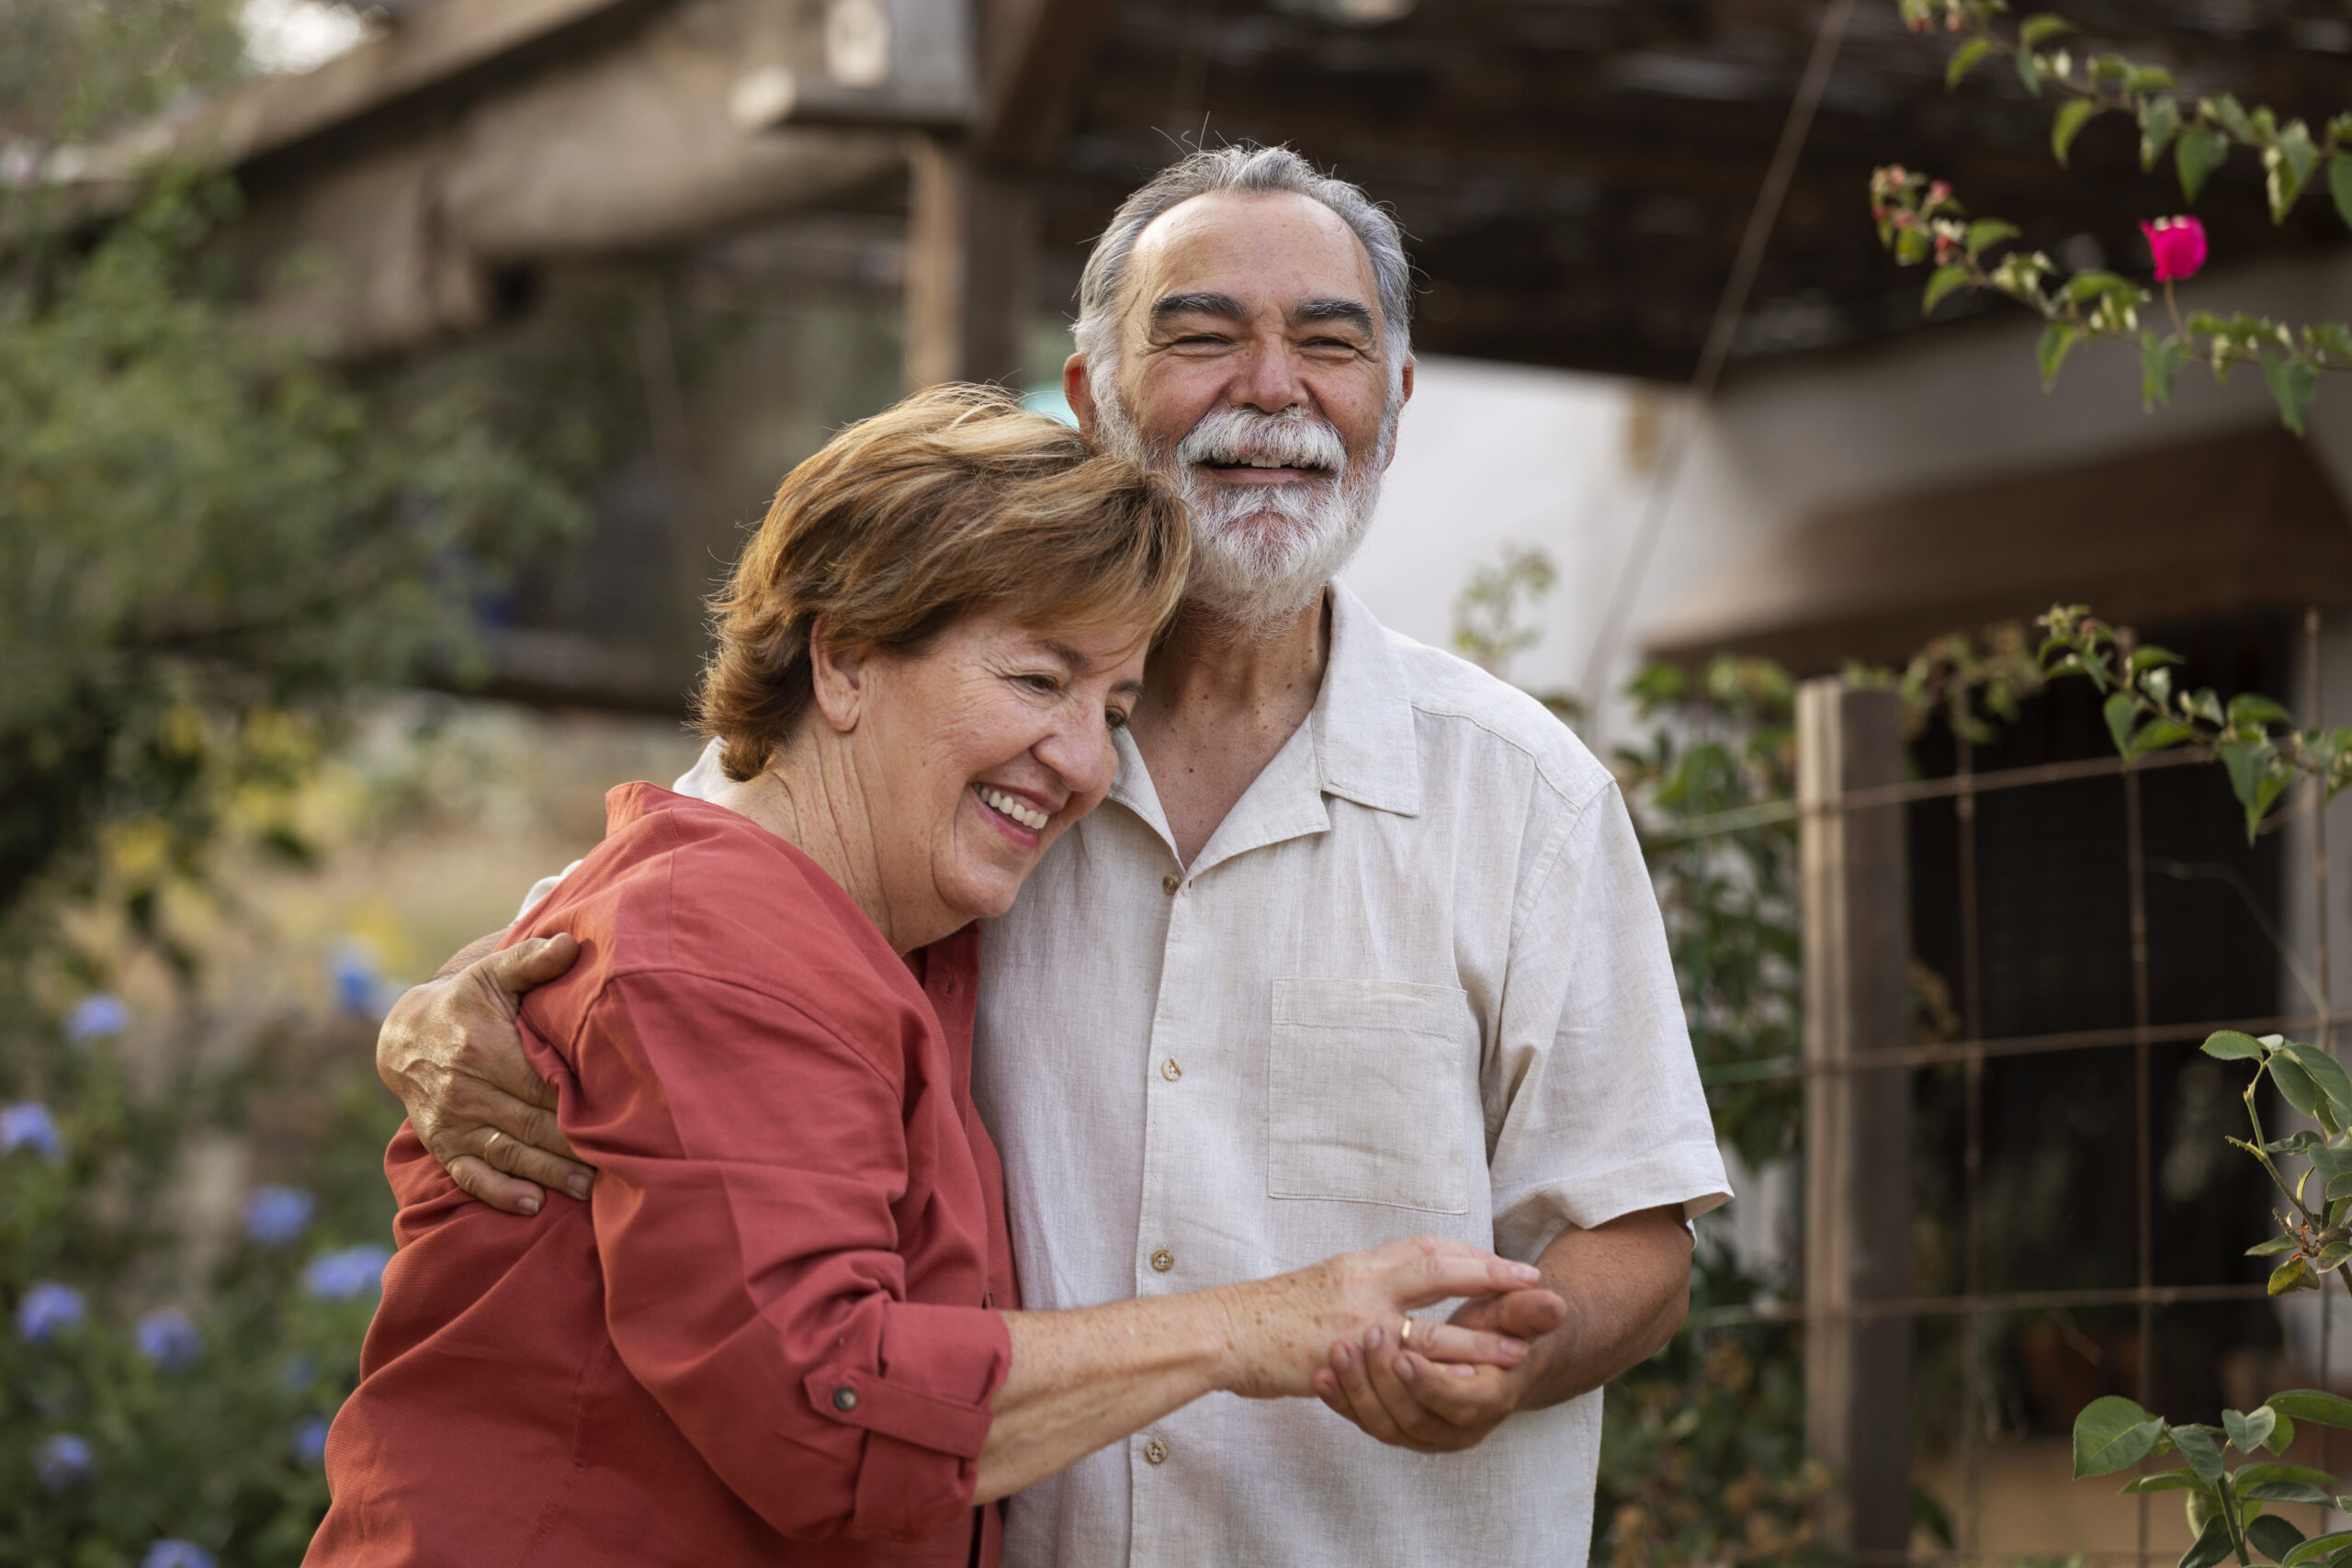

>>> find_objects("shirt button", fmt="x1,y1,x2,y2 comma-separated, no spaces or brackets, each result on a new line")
831,1387,858,1412
1143,1437,1169,1465
1160,1058,1182,1082
1149,1247,1174,1273
1161,872,1181,895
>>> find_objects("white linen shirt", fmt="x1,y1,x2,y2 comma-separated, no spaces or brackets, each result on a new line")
591,582,1729,1568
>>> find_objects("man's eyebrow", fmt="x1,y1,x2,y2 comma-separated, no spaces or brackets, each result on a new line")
1150,291,1250,325
1036,638,1088,671
1292,299,1376,333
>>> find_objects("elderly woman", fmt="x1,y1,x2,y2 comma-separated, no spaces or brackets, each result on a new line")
306,387,1550,1568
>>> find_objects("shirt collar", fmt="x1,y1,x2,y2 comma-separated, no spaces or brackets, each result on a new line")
1312,581,1421,818
1102,581,1422,866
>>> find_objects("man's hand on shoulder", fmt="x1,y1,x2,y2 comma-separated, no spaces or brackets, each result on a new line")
376,932,594,1215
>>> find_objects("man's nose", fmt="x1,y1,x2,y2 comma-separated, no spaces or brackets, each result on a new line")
1233,337,1306,414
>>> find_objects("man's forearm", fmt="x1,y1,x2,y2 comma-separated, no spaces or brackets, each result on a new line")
1517,1205,1692,1409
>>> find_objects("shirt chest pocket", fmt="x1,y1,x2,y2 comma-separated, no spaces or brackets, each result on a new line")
1266,977,1472,1215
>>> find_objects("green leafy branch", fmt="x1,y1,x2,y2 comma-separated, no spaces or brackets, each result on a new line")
2033,605,2352,842
1869,169,2352,434
1900,0,2352,225
2074,1385,2352,1568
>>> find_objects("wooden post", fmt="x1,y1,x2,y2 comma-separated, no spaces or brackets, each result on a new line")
1799,678,1914,1562
904,135,1036,389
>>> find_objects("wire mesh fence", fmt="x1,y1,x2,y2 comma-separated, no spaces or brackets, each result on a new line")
1655,615,2344,1566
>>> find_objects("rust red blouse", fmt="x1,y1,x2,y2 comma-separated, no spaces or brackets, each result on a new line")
309,784,1019,1568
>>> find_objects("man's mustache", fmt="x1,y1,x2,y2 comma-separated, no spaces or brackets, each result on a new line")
1176,408,1348,477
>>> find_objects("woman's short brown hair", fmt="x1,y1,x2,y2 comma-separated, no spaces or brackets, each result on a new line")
695,383,1192,780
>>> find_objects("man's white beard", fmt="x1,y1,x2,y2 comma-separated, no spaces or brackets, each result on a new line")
1093,388,1389,638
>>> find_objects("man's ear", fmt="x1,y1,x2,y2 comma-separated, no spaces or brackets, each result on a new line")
807,619,870,734
1065,352,1099,437
1381,356,1416,474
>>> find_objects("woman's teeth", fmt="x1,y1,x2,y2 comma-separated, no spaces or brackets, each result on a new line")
977,785,1049,830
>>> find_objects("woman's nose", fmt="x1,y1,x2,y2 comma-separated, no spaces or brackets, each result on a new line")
1034,719,1118,799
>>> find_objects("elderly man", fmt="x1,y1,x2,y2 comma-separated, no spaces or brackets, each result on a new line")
379,146,1727,1566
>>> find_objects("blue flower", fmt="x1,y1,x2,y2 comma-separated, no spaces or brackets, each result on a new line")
65,994,130,1043
35,1434,94,1491
290,1417,331,1466
141,1540,217,1568
17,1282,84,1344
331,947,385,1020
281,1355,319,1392
134,1308,203,1371
303,1244,390,1301
243,1185,315,1247
1,1101,62,1160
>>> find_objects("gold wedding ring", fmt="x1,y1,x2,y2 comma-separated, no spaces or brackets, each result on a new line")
484,1130,503,1161
1398,1317,1413,1349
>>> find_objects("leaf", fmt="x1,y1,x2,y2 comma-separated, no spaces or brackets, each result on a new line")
2075,1396,2165,1476
2265,355,2320,436
2055,98,2101,165
2128,718,2195,760
2248,1235,2299,1256
2220,737,2279,830
2268,1389,2352,1429
2235,1461,2334,1491
2274,1054,2326,1119
2106,692,2143,756
2249,1479,2335,1507
2273,1255,2322,1294
2129,66,2177,94
2205,1030,2269,1061
2227,1406,2280,1454
2041,321,2084,387
1966,219,2020,255
2180,124,2232,203
2182,1515,2236,1568
2142,332,2188,408
2270,1411,2297,1453
2017,49,2044,96
2020,13,2076,46
1924,265,1973,315
2209,94,2257,143
2143,94,2183,170
1896,225,1933,265
1947,36,1991,90
2172,1424,2226,1484
2334,154,2352,233
2271,119,2320,221
2286,1532,2352,1568
2121,1469,2202,1493
2230,694,2297,728
2252,1514,2312,1562
2276,1042,2352,1125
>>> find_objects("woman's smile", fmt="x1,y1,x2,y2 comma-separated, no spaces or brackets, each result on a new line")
973,782,1053,843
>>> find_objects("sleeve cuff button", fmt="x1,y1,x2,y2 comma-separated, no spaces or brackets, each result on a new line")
831,1387,859,1412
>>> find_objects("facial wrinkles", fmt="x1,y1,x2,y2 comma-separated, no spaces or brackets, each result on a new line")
1093,378,1398,636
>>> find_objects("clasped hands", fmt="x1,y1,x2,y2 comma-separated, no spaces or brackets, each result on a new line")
376,934,1565,1456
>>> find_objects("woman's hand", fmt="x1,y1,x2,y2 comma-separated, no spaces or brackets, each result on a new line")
1212,1235,1566,1401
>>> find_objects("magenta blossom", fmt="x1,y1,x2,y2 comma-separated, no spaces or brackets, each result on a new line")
2142,216,2208,283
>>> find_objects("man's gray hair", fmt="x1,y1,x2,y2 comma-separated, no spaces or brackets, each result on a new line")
1072,145,1413,376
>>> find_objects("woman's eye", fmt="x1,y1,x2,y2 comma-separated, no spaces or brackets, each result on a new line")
1020,672,1062,695
1106,708,1132,732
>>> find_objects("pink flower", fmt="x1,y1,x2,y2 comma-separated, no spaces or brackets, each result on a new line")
2142,216,2208,283
1928,181,1952,208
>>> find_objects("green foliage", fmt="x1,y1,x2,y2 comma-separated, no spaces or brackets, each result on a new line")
1616,656,1802,1171
1591,1258,1836,1568
2034,605,2352,843
2071,1384,2352,1565
0,175,581,946
1875,3,2352,434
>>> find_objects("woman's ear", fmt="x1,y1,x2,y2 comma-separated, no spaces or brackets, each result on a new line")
807,619,870,734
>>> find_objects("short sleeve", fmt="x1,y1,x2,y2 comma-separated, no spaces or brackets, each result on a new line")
561,967,1010,1543
1483,782,1731,1261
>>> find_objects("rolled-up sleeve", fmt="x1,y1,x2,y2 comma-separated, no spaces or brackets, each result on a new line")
558,967,1011,1543
1484,780,1732,1260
